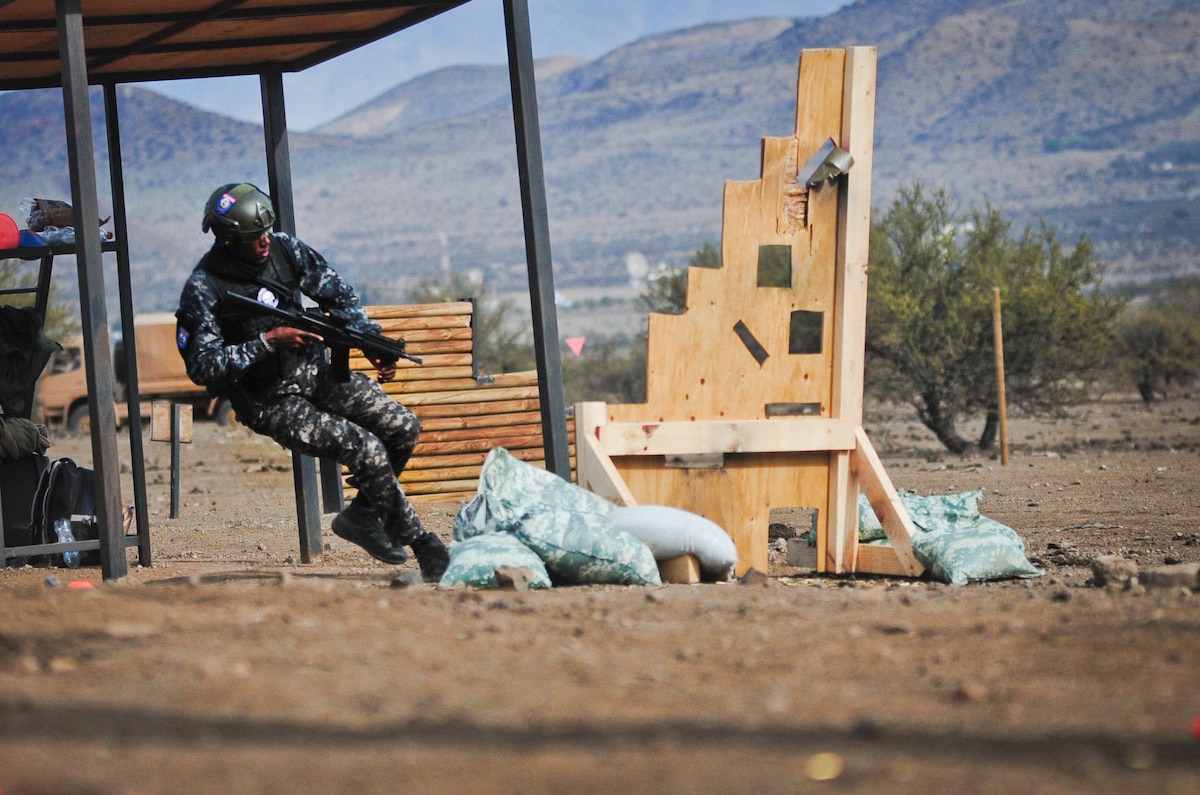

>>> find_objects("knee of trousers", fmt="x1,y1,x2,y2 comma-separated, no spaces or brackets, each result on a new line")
346,433,393,476
382,411,420,460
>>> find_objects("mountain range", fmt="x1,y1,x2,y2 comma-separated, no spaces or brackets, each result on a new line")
1,0,1197,315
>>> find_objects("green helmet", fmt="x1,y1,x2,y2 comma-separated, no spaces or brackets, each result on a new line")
201,183,275,238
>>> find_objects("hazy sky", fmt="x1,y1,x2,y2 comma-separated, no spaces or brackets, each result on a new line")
139,0,851,131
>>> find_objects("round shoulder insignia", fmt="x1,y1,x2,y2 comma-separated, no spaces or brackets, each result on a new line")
176,324,190,350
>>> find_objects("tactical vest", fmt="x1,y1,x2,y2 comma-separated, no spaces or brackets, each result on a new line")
198,239,318,397
200,242,302,335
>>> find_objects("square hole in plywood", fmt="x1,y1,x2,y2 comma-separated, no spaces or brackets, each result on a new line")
788,309,823,354
757,244,792,288
769,506,819,572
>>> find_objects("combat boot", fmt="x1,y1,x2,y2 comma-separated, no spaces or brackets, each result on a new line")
409,532,450,581
331,495,410,565
387,511,449,581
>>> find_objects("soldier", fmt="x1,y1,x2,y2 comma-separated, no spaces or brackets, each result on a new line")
175,183,448,579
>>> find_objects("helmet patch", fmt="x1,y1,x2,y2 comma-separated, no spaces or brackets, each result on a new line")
176,324,190,350
215,192,237,215
256,287,279,307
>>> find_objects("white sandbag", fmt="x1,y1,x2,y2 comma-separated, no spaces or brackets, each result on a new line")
606,505,738,581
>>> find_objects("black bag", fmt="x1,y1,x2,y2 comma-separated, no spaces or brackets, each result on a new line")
1,454,49,562
29,457,98,567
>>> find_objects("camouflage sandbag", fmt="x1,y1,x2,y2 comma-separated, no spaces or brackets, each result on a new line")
465,448,660,586
438,532,552,590
452,492,517,542
857,492,887,542
514,510,661,586
475,447,615,520
900,490,1043,586
900,489,986,531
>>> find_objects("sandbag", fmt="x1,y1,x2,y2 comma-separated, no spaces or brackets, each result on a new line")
514,510,661,586
899,490,1043,586
857,492,887,542
901,489,987,531
452,492,518,542
438,533,551,590
475,447,614,521
464,448,660,586
606,505,737,581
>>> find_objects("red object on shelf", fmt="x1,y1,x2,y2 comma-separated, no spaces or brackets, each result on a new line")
0,212,18,249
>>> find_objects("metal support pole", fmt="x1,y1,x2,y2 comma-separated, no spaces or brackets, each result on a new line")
317,455,346,512
103,82,151,566
170,403,181,518
33,252,54,323
261,68,325,561
503,0,571,479
56,0,126,579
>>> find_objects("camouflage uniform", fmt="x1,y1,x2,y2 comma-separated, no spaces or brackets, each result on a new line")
175,233,424,546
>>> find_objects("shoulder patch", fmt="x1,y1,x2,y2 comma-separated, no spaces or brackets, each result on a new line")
176,323,190,350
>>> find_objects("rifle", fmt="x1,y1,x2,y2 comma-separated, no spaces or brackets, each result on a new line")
223,290,422,382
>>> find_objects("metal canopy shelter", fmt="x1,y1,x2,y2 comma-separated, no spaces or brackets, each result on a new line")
0,0,571,580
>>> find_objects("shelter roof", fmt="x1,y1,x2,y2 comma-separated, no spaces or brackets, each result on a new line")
0,0,470,90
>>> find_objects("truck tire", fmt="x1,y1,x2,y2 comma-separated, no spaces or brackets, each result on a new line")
66,402,91,434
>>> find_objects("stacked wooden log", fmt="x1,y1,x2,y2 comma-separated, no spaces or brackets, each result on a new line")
349,302,574,504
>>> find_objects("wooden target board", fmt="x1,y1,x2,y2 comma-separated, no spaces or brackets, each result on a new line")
577,48,924,579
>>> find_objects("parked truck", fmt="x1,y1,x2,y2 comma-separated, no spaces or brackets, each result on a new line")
37,313,231,432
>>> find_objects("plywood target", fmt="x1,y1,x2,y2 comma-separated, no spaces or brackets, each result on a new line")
577,48,923,579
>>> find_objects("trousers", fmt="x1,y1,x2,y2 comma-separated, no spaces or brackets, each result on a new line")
240,370,422,541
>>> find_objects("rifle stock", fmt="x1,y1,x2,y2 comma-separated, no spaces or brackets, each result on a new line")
224,290,422,382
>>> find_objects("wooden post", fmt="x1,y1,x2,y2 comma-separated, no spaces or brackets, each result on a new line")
992,288,1009,466
658,554,701,584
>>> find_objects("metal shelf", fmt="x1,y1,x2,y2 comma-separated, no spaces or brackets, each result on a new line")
1,238,139,571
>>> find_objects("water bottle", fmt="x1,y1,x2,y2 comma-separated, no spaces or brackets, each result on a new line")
40,226,75,246
54,518,80,568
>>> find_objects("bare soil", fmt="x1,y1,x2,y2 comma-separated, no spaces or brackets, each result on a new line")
1,393,1199,794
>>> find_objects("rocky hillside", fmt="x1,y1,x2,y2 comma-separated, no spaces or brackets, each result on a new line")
1,0,1197,313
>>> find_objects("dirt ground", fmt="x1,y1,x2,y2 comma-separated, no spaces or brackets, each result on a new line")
1,392,1198,794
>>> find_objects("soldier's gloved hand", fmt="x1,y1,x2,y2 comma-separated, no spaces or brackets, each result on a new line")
265,326,323,350
370,356,397,383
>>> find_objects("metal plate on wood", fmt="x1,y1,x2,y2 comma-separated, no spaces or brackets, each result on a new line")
765,402,823,417
732,320,769,366
151,401,192,443
665,452,726,470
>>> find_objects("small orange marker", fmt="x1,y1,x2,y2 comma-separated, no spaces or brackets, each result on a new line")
67,580,95,590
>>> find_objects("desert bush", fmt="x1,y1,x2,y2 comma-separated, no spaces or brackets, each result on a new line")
866,183,1124,453
1113,276,1200,402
